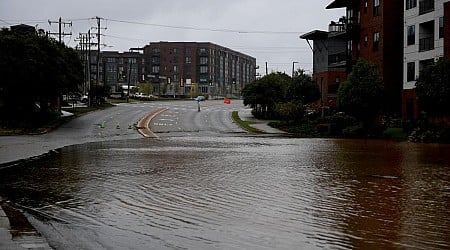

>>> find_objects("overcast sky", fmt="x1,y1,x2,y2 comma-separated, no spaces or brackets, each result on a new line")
1,0,344,76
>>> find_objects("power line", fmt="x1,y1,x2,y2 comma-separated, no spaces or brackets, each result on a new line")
0,19,13,25
106,18,305,35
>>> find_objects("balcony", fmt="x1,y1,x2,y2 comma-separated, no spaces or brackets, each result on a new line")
329,22,346,33
419,0,434,15
419,37,434,52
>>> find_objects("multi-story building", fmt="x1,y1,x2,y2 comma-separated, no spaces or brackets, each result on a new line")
326,0,404,115
403,0,450,120
301,19,348,109
143,42,256,98
100,51,146,93
77,50,146,94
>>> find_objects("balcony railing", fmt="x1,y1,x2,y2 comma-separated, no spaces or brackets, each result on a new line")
419,36,434,52
328,23,346,33
419,0,434,15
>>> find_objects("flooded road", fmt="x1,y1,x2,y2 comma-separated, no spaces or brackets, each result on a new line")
1,136,449,249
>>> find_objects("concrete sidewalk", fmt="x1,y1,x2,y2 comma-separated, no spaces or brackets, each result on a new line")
0,197,53,250
238,108,287,135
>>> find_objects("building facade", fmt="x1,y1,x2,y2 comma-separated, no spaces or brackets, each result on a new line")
326,0,404,115
77,50,146,94
301,20,348,109
143,42,256,98
100,51,146,93
403,0,450,120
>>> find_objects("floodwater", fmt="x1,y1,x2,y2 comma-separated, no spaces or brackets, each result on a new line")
1,137,450,249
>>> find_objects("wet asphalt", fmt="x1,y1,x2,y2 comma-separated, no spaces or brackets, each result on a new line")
0,100,281,249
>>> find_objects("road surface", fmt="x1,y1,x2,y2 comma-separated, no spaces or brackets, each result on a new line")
0,99,246,166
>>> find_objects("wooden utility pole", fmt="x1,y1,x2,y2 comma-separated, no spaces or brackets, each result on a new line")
48,17,72,44
92,17,106,86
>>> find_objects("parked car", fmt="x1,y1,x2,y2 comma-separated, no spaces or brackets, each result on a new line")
81,95,89,103
194,96,205,102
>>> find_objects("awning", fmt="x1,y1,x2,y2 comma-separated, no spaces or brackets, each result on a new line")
300,30,329,40
326,0,349,9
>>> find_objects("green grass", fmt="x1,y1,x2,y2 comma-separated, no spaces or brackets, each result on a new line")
231,111,263,133
383,127,407,140
62,103,114,116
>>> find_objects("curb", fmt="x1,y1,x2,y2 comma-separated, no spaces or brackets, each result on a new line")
137,108,168,138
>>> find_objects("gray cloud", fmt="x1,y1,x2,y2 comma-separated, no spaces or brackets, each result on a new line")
1,0,343,75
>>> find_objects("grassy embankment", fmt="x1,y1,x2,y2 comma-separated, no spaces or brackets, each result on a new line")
231,111,263,133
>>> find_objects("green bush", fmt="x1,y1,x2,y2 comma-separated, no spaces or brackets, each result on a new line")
409,126,450,143
383,128,407,140
274,102,304,123
342,123,365,138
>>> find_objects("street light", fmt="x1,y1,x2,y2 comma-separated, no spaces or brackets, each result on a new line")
292,61,299,77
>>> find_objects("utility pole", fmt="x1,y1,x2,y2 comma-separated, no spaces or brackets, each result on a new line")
48,17,72,44
92,17,106,87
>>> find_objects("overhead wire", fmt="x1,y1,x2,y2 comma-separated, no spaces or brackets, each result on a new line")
106,18,306,35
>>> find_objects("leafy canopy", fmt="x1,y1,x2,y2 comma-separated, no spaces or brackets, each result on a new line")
337,59,384,120
415,59,450,116
0,28,83,121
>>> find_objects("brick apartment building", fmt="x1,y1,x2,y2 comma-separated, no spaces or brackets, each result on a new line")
300,20,348,109
326,0,404,116
403,0,450,120
143,42,256,98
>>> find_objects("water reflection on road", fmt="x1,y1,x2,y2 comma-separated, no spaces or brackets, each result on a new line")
1,137,449,249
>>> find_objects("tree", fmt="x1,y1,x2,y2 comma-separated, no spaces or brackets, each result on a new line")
415,59,450,117
140,82,153,96
242,72,291,119
337,59,384,121
290,69,320,104
0,28,83,125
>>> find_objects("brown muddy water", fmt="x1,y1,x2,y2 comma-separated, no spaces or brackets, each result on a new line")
0,137,449,249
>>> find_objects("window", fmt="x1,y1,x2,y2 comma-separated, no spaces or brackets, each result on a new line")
407,25,415,45
439,17,444,39
152,48,160,54
173,65,178,73
373,65,379,77
200,57,208,64
364,35,368,47
347,8,354,24
374,0,380,16
364,0,368,13
152,65,160,73
347,40,353,57
373,32,380,51
406,0,417,10
200,66,208,74
407,62,415,82
185,57,192,64
152,56,159,64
